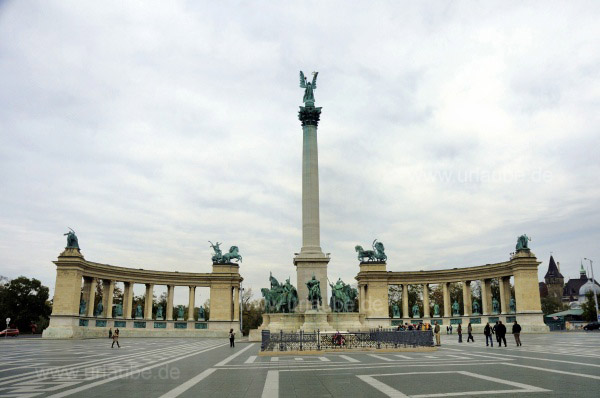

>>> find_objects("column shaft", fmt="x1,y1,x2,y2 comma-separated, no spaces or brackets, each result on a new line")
462,281,472,317
81,277,93,315
103,280,115,318
499,276,510,314
86,278,96,317
123,282,134,319
166,285,174,321
423,284,430,318
301,123,322,252
442,283,451,318
144,284,154,320
481,279,491,315
402,284,409,319
359,285,366,314
188,286,196,321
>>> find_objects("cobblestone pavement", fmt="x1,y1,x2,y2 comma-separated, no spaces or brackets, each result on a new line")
1,333,599,397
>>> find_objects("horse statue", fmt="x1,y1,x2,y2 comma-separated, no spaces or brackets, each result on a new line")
261,288,276,313
355,239,387,262
355,245,376,262
222,246,242,263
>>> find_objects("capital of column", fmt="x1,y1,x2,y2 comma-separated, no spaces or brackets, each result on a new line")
298,106,322,127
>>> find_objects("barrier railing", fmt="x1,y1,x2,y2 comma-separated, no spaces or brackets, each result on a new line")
260,329,434,351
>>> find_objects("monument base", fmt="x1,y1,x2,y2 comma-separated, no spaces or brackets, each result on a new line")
302,309,332,332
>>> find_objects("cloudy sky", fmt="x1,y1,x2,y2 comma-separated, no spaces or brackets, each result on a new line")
1,1,599,305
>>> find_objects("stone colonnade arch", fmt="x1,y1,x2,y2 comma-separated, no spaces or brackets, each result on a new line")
356,249,547,332
43,248,242,338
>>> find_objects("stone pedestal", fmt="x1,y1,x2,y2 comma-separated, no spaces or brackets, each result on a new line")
301,309,332,332
294,254,330,312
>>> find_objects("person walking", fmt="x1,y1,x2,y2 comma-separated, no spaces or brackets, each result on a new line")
457,324,462,343
434,321,441,346
111,328,120,348
496,321,507,347
493,321,499,345
108,328,113,339
446,326,449,334
449,325,453,334
484,322,493,347
229,328,235,348
466,322,474,342
512,321,522,346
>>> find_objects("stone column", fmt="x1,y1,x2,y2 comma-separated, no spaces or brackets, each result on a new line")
300,106,323,254
102,280,115,318
503,276,512,311
81,277,93,316
462,281,472,317
123,282,134,319
423,284,430,318
86,278,97,317
233,286,240,322
481,279,491,315
499,276,510,314
442,282,451,318
499,277,507,314
513,269,542,313
402,284,409,319
294,104,330,312
144,284,154,320
188,286,196,321
166,285,174,321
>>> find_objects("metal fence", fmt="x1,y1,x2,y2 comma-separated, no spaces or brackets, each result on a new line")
261,329,434,351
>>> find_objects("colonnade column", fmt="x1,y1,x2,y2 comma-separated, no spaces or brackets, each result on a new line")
442,282,451,318
499,277,507,314
188,286,196,321
81,277,93,316
86,278,97,317
462,281,472,317
123,282,134,319
402,284,409,318
144,284,154,320
481,279,491,315
166,285,174,321
502,276,512,311
422,284,430,318
103,280,115,318
233,287,240,322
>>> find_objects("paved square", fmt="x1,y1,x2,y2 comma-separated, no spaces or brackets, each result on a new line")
1,333,599,397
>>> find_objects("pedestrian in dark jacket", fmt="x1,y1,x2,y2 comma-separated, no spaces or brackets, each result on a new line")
467,322,474,342
457,324,462,343
496,321,507,347
512,321,522,346
493,321,499,344
484,323,494,347
229,328,235,348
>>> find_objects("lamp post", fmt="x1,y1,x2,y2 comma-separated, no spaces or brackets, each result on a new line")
584,258,599,322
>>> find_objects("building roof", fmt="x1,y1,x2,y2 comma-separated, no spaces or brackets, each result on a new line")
564,275,597,297
544,256,564,279
545,308,583,318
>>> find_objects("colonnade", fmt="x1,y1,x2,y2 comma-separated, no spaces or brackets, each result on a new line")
356,249,547,332
43,247,242,338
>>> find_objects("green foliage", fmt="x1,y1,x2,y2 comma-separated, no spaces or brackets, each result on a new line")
0,276,52,333
541,296,566,316
581,291,600,322
241,288,263,336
